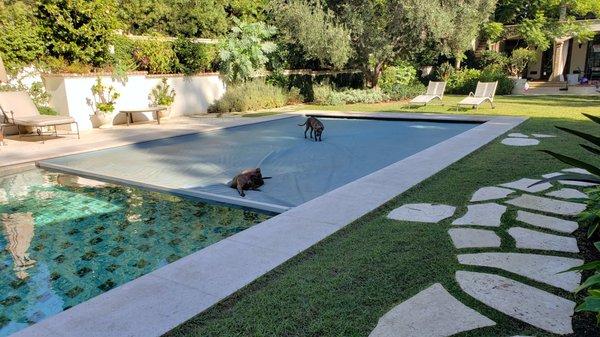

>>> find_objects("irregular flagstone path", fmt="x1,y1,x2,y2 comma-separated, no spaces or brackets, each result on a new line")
532,133,556,138
448,228,501,248
452,203,506,227
505,194,586,216
546,188,588,200
542,172,563,179
501,138,540,147
368,283,495,337
457,253,583,292
508,227,579,253
559,180,598,187
508,133,529,138
456,271,575,335
470,186,514,202
387,203,456,223
516,210,578,234
500,178,552,193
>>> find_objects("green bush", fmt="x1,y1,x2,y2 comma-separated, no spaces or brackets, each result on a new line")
173,38,217,75
109,35,137,76
132,38,176,74
383,82,427,100
208,80,287,113
0,1,45,73
445,68,513,95
286,87,304,105
313,85,388,105
379,63,418,90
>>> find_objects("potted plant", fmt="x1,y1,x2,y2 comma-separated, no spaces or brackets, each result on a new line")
90,77,120,128
148,78,175,119
507,48,538,94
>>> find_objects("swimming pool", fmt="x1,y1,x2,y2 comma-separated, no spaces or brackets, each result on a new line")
0,168,269,336
40,115,479,212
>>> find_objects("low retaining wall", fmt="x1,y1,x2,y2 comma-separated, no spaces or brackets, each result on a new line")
42,73,226,131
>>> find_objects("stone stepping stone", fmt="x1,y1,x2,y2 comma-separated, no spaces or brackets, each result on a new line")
508,227,579,253
562,168,591,175
457,253,583,292
532,133,556,138
470,186,514,202
500,178,552,193
516,210,578,234
545,188,588,200
368,283,495,337
448,228,501,248
501,138,540,146
387,203,456,223
456,271,575,335
542,172,563,179
559,180,598,187
505,194,586,216
508,133,529,138
452,203,506,227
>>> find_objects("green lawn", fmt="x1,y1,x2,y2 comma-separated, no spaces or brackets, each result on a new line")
167,95,600,337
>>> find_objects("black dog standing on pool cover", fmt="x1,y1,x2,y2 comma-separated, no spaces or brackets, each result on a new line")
298,116,325,141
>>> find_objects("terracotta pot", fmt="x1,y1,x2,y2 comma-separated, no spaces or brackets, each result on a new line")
156,105,171,120
91,113,114,128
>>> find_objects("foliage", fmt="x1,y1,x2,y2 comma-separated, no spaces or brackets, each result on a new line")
109,35,138,76
0,80,50,109
313,84,388,105
517,12,553,51
36,0,119,66
218,18,277,84
379,63,418,91
435,62,456,82
478,51,509,72
44,58,93,74
271,0,351,70
165,0,229,38
91,77,120,114
208,80,287,113
381,82,426,101
132,38,176,74
279,72,365,102
0,1,45,73
481,21,505,43
286,87,304,105
149,78,176,106
507,48,538,77
444,68,514,95
173,38,217,75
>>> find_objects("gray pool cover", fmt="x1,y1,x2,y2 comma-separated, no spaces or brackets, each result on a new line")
39,115,477,212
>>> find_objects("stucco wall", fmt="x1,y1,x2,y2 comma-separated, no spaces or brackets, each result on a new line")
42,73,226,131
570,41,588,74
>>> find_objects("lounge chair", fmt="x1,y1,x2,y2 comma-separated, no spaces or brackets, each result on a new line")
409,81,446,106
456,81,498,110
0,91,79,143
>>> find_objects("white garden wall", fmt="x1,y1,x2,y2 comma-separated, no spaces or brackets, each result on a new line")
42,73,226,131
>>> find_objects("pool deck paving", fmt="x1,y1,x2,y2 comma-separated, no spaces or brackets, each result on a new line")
10,112,527,337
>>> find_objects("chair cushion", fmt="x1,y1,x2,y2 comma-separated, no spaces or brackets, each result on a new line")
12,115,75,127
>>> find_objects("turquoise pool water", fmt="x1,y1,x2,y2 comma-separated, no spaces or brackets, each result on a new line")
0,168,269,336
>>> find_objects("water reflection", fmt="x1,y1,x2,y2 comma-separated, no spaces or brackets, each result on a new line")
1,212,36,279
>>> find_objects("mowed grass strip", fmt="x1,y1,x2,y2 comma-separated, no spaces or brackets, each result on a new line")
166,97,600,337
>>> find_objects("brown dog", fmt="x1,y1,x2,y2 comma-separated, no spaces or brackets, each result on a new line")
229,168,271,197
298,116,324,141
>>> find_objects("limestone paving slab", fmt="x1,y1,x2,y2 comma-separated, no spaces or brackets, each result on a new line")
516,210,578,234
457,253,583,292
505,194,586,216
559,180,598,187
508,133,529,138
562,168,591,175
501,138,540,146
500,178,553,193
508,227,579,253
387,203,456,223
532,133,556,138
368,283,495,337
470,186,515,202
542,172,563,179
452,203,506,227
456,271,576,335
448,228,501,248
545,188,588,200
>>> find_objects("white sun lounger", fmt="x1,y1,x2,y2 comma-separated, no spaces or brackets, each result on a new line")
457,81,498,110
409,81,446,106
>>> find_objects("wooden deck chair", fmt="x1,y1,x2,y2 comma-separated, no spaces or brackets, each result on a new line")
456,81,498,110
0,91,79,144
409,81,446,106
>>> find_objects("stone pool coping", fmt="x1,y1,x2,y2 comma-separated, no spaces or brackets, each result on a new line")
14,112,526,337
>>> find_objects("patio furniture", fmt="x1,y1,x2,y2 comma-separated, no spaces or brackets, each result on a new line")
456,81,498,110
118,106,168,126
409,81,446,106
0,91,79,144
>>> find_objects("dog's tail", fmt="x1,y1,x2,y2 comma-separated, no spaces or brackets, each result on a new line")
297,121,307,126
262,176,272,179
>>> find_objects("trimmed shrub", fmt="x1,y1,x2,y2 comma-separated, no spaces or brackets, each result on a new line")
379,63,425,100
132,38,176,74
445,68,513,95
313,85,388,105
208,80,287,113
173,38,217,75
383,82,427,100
